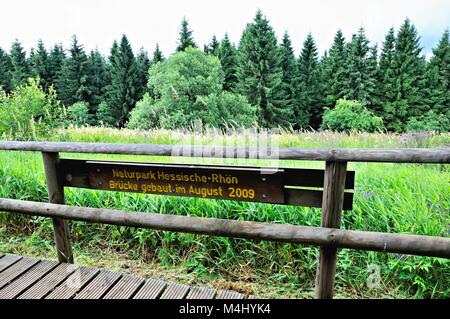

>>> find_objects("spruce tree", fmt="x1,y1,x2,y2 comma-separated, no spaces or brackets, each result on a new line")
152,44,164,63
322,30,347,108
106,34,140,127
298,33,321,128
32,40,51,91
218,34,237,91
426,29,450,120
176,17,197,52
236,10,290,127
86,49,110,113
10,40,31,87
387,19,427,131
279,32,304,128
377,27,396,120
0,48,12,92
342,28,377,108
56,35,90,106
48,44,66,89
135,48,151,100
205,35,220,56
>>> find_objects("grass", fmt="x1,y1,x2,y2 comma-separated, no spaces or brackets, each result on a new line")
0,127,449,298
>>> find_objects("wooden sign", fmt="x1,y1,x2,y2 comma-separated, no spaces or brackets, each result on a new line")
60,159,355,209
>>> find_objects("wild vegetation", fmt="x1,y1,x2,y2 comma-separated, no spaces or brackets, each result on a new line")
0,128,449,298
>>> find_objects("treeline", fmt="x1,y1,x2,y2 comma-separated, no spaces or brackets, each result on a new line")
0,10,449,132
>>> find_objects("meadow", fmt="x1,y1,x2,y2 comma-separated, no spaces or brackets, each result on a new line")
0,127,449,298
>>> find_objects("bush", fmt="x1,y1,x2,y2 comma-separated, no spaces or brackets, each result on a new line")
96,101,116,127
321,99,384,132
137,47,256,129
406,110,449,133
0,78,61,140
65,102,92,126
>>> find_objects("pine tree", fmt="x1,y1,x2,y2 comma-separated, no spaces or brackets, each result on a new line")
342,28,377,108
279,32,304,128
205,35,220,56
298,33,321,128
10,40,31,87
387,19,427,131
377,27,396,119
236,10,291,127
135,48,150,100
0,48,13,92
106,34,140,127
152,44,164,64
322,30,347,108
56,35,90,106
32,40,51,91
48,44,66,89
86,49,110,113
426,29,450,119
218,34,237,91
176,17,197,52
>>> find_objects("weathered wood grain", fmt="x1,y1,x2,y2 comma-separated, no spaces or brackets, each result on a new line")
216,289,246,299
0,257,40,289
102,274,145,299
1,198,449,258
133,278,167,299
0,141,448,163
45,267,99,299
0,254,22,272
160,282,190,299
42,152,73,263
315,161,347,299
74,271,121,299
185,286,216,299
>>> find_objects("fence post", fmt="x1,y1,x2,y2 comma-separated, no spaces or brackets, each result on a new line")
314,161,347,299
42,152,74,263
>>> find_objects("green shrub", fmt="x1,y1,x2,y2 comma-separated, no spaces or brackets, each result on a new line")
96,101,116,127
127,94,161,130
406,110,449,133
65,102,92,126
321,99,385,132
0,78,61,140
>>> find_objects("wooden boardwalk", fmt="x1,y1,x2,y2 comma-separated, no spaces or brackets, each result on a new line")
0,253,249,299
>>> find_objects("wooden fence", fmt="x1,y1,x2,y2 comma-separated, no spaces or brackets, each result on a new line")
0,141,449,299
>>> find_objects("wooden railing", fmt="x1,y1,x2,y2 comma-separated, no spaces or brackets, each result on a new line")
0,141,449,299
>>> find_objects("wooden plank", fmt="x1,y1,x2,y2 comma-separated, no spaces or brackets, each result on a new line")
185,286,216,299
285,188,353,210
216,289,246,299
2,198,450,259
17,263,78,299
0,254,22,272
102,274,144,299
315,161,347,299
1,141,448,163
284,168,354,189
42,152,73,263
45,267,99,299
0,260,58,299
0,256,40,289
159,282,190,299
133,278,167,299
74,271,121,299
0,254,4,258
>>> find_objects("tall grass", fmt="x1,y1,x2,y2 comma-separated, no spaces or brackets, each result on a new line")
0,127,449,298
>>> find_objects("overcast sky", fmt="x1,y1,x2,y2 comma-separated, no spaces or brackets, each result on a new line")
1,0,449,59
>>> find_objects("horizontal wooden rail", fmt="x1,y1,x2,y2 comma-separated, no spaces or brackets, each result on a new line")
0,141,449,163
0,198,449,258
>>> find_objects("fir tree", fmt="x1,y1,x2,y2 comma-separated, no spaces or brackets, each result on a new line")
205,35,220,56
377,27,396,119
387,19,427,131
32,40,51,91
298,33,321,128
135,48,151,100
236,10,291,127
426,29,450,119
86,49,110,113
176,17,197,52
279,32,304,128
10,40,31,87
106,34,140,127
56,35,90,106
152,44,165,63
0,48,12,92
218,34,237,91
342,28,377,108
48,44,66,89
